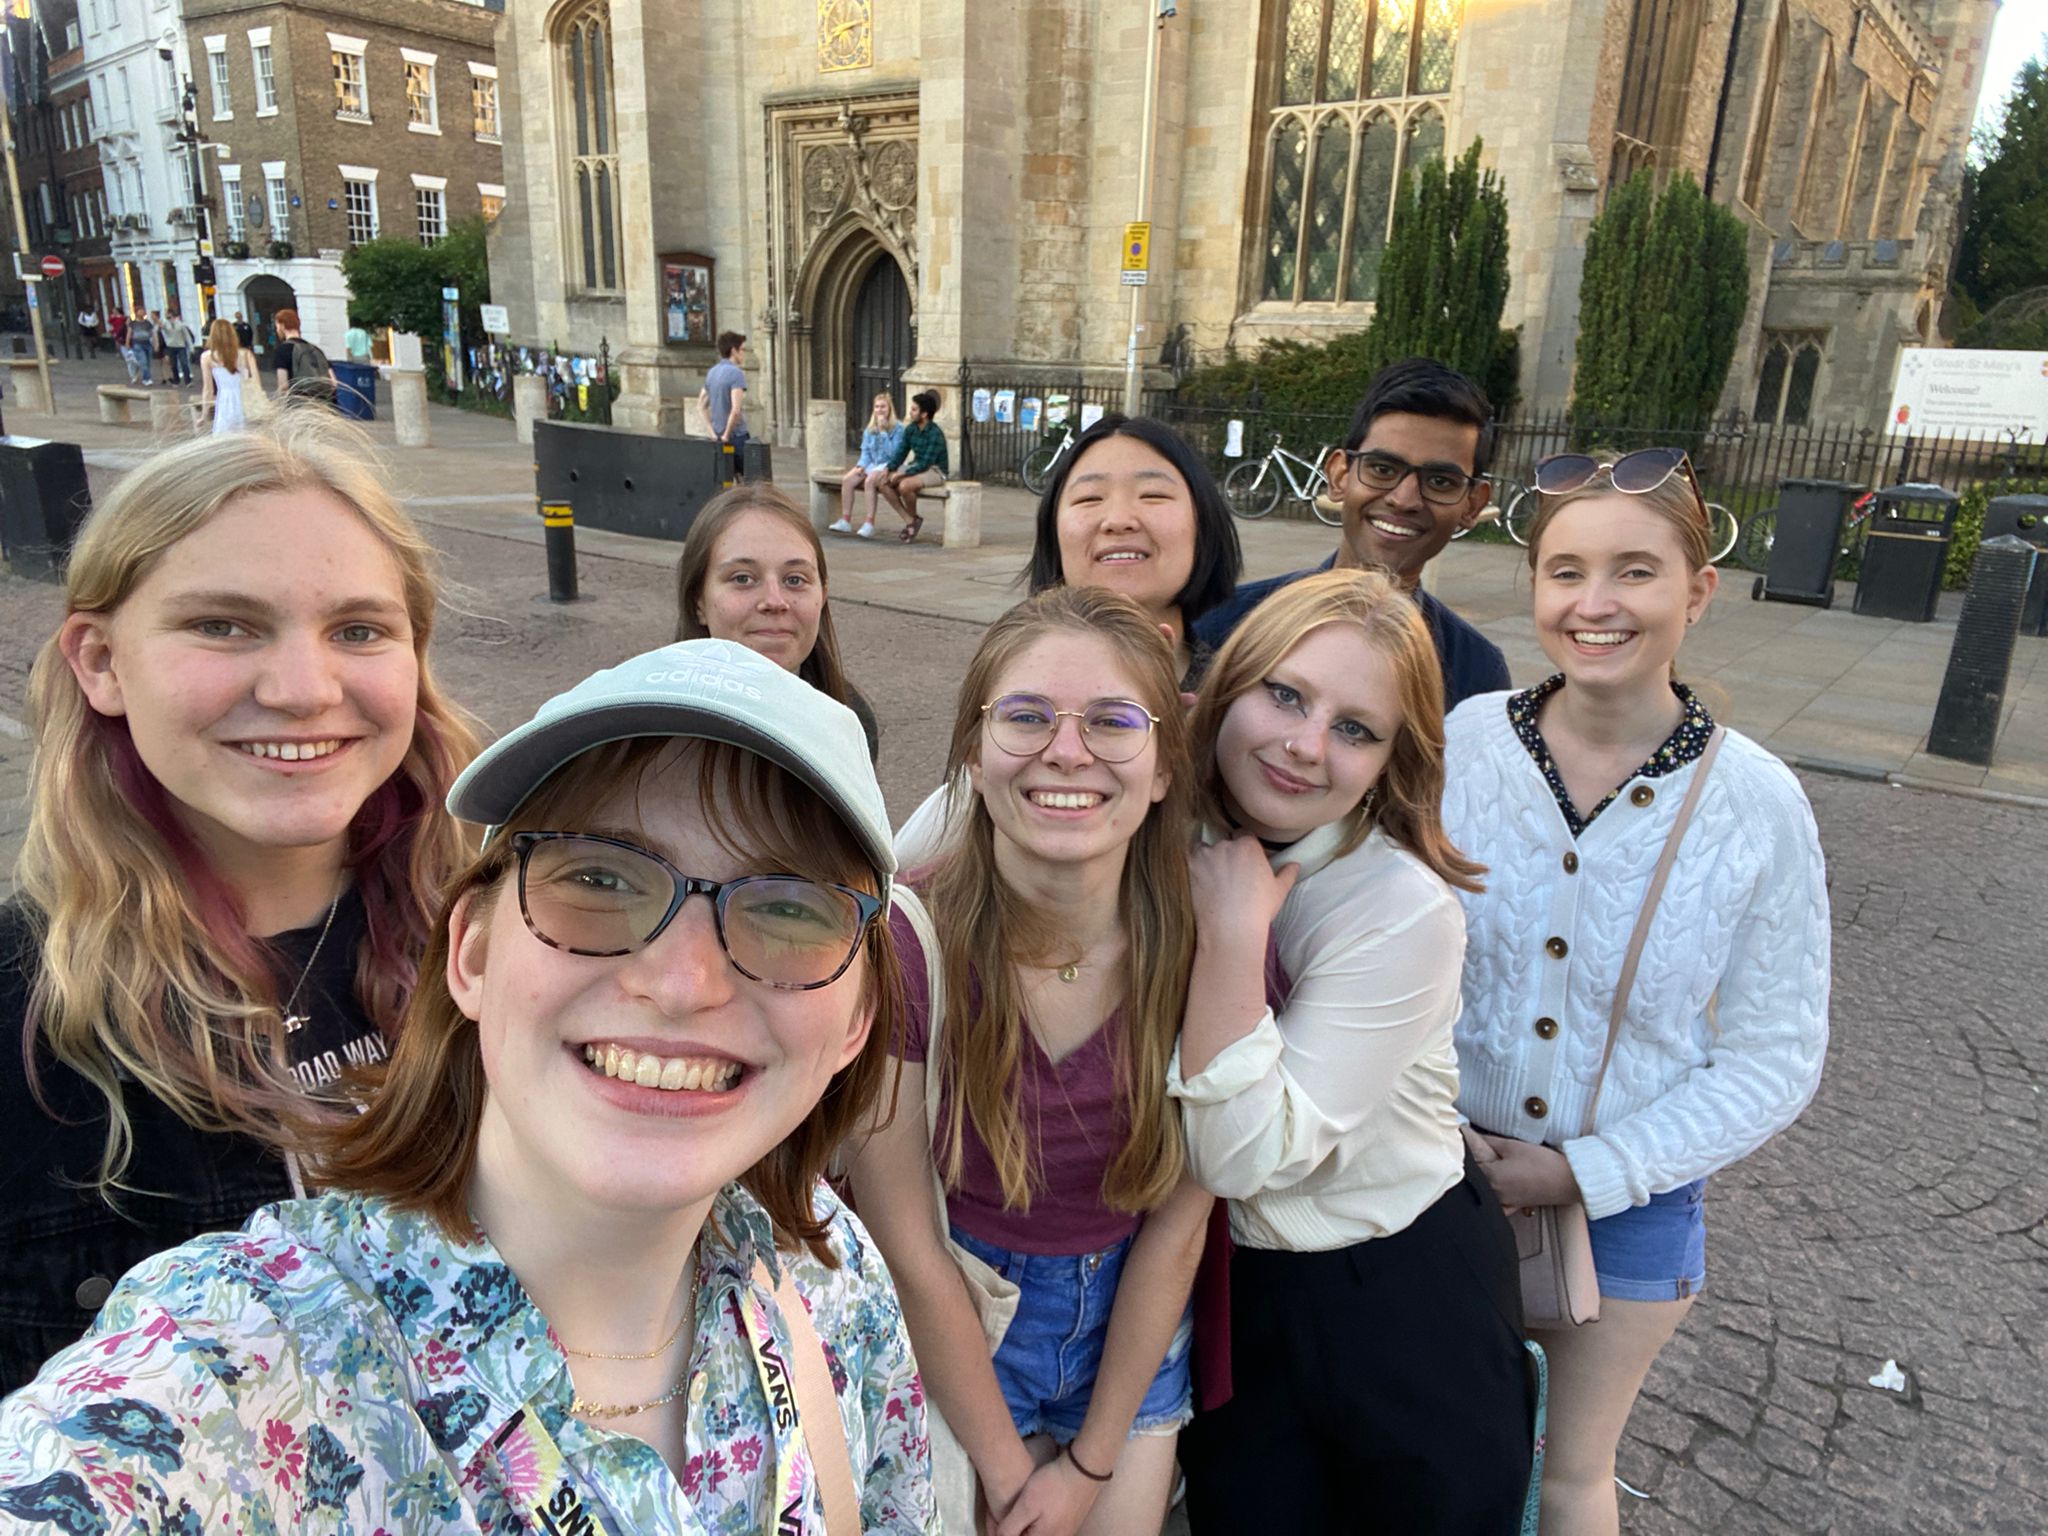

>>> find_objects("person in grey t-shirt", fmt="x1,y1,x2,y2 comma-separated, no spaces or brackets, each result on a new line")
697,331,750,480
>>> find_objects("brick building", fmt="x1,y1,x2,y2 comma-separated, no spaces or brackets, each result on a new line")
2,0,110,346
487,0,1998,449
181,0,503,359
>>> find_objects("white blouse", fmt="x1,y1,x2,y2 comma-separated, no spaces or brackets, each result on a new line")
1167,823,1468,1253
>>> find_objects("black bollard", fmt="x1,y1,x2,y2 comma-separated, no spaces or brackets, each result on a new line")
1927,535,2034,766
721,441,737,488
541,501,579,603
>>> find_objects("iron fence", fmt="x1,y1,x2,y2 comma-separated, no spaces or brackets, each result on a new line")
460,336,619,426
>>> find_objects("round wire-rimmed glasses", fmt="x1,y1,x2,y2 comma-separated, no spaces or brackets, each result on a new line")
511,831,883,991
980,694,1161,763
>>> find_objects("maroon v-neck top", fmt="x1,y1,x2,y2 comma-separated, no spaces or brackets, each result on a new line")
891,908,1141,1255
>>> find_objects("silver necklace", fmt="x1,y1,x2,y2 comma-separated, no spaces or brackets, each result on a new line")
280,892,342,1034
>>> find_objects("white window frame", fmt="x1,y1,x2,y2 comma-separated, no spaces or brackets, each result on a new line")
402,49,440,133
250,29,278,116
219,165,245,241
478,180,506,222
412,175,447,245
263,159,290,242
341,164,381,245
468,61,500,143
328,33,369,122
205,36,232,119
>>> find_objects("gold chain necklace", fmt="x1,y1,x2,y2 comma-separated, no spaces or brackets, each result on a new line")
569,1371,691,1421
560,1265,697,1421
560,1305,689,1362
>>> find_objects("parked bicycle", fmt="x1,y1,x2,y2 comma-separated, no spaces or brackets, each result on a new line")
1224,433,1342,525
1501,476,1741,562
1736,489,1877,574
1019,420,1078,495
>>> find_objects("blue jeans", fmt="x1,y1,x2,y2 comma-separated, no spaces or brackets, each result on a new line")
168,346,191,384
951,1225,1194,1443
1587,1179,1707,1301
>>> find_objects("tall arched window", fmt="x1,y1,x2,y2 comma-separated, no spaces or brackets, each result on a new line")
1259,0,1460,306
555,0,622,294
1752,331,1824,426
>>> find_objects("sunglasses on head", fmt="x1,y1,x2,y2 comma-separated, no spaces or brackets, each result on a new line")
1533,448,1708,521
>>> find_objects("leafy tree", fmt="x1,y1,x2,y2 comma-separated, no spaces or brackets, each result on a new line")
1570,171,1748,433
1363,138,1513,403
1954,48,2047,316
339,217,492,341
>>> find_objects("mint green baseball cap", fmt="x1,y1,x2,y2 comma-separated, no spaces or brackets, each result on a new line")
447,639,893,892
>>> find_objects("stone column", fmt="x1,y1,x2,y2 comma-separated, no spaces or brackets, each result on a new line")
389,369,430,448
512,374,548,444
805,399,845,465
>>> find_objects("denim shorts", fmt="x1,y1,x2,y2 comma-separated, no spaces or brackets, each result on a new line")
1587,1179,1707,1301
951,1225,1194,1443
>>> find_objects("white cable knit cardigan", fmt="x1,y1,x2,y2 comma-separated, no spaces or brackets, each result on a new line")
1441,691,1831,1221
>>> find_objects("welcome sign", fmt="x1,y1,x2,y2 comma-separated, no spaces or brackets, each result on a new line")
1885,348,2048,440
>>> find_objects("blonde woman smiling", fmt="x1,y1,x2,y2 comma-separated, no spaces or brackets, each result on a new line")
0,418,477,1393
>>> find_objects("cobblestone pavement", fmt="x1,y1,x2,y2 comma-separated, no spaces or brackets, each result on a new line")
0,485,2043,1534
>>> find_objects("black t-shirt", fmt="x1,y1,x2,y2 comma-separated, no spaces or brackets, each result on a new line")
269,886,388,1091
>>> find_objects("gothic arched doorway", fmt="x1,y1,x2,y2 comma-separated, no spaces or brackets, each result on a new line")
240,275,298,367
848,256,912,443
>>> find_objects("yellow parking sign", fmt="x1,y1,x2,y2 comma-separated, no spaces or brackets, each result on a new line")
1122,222,1151,272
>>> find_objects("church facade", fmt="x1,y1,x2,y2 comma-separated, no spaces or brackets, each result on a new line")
485,0,1997,447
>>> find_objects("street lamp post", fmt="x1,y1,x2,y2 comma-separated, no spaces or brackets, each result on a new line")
162,50,215,327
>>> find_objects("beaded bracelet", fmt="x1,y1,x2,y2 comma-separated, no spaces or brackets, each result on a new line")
1062,1443,1114,1483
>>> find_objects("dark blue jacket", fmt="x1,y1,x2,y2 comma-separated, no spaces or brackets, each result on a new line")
1191,554,1511,708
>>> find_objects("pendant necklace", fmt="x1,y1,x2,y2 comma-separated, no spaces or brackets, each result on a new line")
280,891,342,1034
1058,963,1080,983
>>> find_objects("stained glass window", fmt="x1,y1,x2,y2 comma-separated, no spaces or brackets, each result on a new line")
1281,0,1321,105
1370,0,1413,97
1417,0,1459,92
1265,120,1307,299
1347,115,1398,300
558,0,622,292
1303,117,1353,299
1324,0,1367,101
1404,108,1445,182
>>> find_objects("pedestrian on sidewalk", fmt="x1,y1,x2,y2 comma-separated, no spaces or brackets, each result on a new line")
160,309,195,385
198,317,262,433
1192,358,1511,708
125,309,157,387
698,330,751,479
877,390,949,541
0,414,480,1394
1443,449,1831,1536
147,310,170,385
848,587,1210,1536
272,308,338,404
893,412,1242,863
1174,568,1533,1533
77,305,99,356
831,391,904,538
675,482,880,757
115,308,146,384
0,640,937,1536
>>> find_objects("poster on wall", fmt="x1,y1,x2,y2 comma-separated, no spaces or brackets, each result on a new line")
661,253,715,345
1886,348,2048,440
972,387,992,422
1020,397,1042,433
994,389,1016,424
441,287,463,394
1080,402,1105,433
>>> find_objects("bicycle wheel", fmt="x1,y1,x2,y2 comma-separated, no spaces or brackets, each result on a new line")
1737,509,1776,572
1225,459,1282,519
1503,485,1541,547
1020,443,1060,496
1307,471,1343,526
1706,503,1740,564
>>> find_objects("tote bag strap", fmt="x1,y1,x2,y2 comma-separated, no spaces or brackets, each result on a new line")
760,1263,862,1535
889,886,956,1220
1585,726,1725,1132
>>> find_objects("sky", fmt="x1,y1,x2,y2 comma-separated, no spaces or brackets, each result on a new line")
1978,0,2047,132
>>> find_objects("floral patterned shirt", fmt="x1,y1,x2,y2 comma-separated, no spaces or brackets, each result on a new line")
1507,674,1717,836
0,1185,935,1535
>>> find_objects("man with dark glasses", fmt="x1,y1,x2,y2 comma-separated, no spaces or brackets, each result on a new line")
1194,358,1511,707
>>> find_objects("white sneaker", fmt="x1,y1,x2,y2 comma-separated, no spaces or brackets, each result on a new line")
856,522,877,539
828,518,853,534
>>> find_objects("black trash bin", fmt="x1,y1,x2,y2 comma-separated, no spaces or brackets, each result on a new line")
0,436,91,581
1981,494,2048,637
1853,484,1958,623
1752,478,1860,607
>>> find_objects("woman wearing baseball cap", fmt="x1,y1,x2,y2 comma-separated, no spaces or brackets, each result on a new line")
0,640,936,1536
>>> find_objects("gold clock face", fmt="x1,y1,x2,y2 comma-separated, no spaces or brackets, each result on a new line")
819,0,873,72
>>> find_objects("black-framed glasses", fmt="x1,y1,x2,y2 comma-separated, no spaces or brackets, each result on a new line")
980,694,1160,763
1339,449,1485,507
511,832,883,991
1534,448,1709,523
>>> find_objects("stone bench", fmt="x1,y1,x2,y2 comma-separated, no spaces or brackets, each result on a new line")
6,358,55,415
809,467,982,548
97,383,194,433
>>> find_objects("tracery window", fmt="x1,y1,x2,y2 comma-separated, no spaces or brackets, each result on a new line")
1752,331,1824,427
1608,0,1704,189
555,0,622,294
1260,0,1458,305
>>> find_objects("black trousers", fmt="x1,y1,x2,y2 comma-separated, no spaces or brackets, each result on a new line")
1181,1159,1535,1535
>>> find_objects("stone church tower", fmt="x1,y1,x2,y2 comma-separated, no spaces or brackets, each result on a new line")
485,0,1997,448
